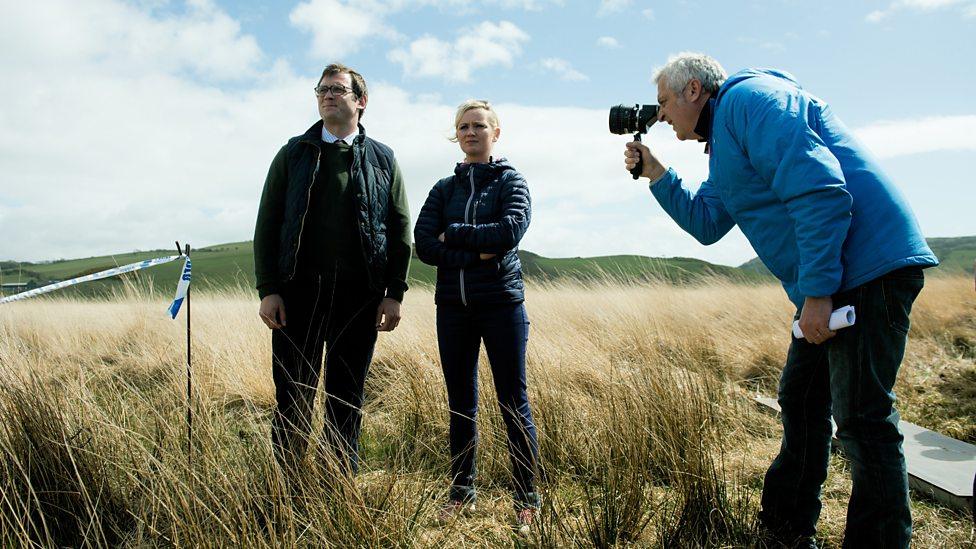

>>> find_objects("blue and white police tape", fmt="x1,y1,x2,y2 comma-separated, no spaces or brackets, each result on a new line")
0,255,183,305
168,257,192,319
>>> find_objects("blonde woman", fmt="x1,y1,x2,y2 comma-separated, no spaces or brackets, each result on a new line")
414,100,539,529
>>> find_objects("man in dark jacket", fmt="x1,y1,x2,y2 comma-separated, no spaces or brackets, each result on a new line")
253,63,411,473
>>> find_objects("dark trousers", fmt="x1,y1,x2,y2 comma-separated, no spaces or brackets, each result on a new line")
760,267,924,548
271,277,381,473
436,302,540,508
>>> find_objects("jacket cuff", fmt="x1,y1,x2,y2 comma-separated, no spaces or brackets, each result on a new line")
257,282,282,299
385,287,405,303
648,167,676,193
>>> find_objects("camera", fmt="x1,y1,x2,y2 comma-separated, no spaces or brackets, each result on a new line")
609,104,658,136
609,104,659,179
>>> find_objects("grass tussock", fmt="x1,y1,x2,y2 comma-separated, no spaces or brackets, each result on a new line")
0,276,973,547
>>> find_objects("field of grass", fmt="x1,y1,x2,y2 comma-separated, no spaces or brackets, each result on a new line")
0,277,973,547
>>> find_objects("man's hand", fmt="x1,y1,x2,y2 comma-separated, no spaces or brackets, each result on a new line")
479,253,495,260
798,296,836,344
438,233,445,242
259,294,287,330
376,297,402,332
624,141,666,182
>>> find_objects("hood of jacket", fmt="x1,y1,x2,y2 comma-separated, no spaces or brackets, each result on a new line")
716,68,802,103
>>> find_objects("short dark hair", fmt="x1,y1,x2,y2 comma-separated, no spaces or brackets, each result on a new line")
319,63,368,119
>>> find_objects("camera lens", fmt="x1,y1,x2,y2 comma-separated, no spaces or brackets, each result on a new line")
609,104,659,135
609,105,637,135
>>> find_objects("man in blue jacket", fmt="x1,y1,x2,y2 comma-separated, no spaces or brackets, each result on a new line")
624,53,937,548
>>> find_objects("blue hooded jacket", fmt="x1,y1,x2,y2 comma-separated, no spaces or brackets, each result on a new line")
650,68,938,308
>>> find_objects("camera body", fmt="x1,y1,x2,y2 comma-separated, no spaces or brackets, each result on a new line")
609,104,659,180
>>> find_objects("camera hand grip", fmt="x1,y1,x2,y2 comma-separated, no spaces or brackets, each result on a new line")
630,134,643,180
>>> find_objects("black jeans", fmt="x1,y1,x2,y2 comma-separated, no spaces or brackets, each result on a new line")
270,276,381,473
436,302,540,508
760,267,924,548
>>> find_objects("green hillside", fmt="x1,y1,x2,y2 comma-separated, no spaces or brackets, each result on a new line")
4,236,970,300
738,236,976,277
0,240,771,299
517,250,763,284
0,242,259,299
925,236,976,274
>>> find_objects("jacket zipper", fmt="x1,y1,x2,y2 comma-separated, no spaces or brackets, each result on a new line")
459,169,476,306
289,145,322,280
352,144,375,289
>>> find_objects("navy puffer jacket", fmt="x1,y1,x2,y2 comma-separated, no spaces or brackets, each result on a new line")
414,159,530,306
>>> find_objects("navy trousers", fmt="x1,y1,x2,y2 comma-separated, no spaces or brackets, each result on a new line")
436,302,540,508
271,277,381,474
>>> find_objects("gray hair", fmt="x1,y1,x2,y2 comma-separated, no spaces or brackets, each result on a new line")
653,52,727,95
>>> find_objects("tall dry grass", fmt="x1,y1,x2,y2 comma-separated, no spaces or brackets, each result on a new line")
0,276,973,547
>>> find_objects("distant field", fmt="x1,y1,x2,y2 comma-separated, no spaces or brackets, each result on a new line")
739,235,976,278
0,240,771,298
2,236,972,300
926,236,976,274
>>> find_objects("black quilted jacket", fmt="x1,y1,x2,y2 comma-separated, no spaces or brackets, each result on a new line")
414,159,530,306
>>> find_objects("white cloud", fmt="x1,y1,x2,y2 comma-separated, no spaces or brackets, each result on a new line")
289,0,398,59
483,0,565,9
597,36,621,48
901,0,968,8
854,115,976,159
866,9,887,22
539,57,589,81
737,36,787,53
0,0,263,81
642,8,655,19
388,21,529,82
866,0,976,22
598,0,633,16
384,0,563,9
288,0,561,59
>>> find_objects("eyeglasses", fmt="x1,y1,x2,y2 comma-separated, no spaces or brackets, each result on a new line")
314,85,354,97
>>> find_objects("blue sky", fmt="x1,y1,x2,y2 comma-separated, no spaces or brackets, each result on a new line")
0,0,974,265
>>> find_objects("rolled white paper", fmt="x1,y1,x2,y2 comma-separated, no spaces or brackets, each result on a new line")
792,305,856,339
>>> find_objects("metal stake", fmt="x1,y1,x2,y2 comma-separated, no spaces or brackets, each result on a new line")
185,243,192,469
177,241,193,470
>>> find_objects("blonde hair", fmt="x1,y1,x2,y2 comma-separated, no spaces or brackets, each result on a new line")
450,99,499,142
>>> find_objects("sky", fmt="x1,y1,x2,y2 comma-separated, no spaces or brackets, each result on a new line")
1,0,974,266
